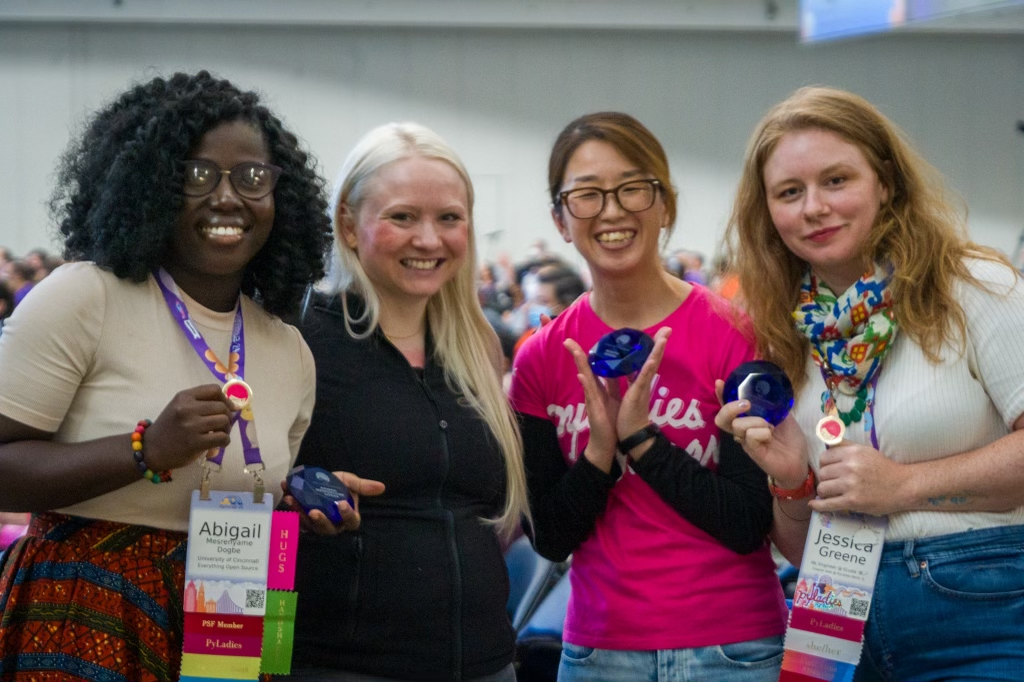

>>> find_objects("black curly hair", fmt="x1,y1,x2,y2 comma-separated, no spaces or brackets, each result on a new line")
50,70,331,316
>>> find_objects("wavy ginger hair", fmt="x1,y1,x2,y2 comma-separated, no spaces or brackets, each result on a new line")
325,122,529,539
725,86,1011,392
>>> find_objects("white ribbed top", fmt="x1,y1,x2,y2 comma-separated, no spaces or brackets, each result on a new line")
794,259,1024,541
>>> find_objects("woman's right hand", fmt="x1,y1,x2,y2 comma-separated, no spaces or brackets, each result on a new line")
562,338,622,473
714,379,810,488
142,384,235,472
280,472,386,535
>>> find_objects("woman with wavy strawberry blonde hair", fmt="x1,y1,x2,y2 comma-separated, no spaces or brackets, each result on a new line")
719,86,1024,680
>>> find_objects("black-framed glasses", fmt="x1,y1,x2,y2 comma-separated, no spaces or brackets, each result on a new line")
182,160,282,200
557,179,661,219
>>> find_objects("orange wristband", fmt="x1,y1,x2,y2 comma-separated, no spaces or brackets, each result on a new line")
768,469,815,500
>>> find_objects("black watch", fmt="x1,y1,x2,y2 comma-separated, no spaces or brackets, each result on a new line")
618,423,660,453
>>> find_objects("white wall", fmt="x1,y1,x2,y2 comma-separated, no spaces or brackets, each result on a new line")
1,21,1022,273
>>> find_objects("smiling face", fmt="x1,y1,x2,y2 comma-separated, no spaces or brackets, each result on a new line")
341,155,470,308
553,139,667,278
166,120,274,307
762,127,888,293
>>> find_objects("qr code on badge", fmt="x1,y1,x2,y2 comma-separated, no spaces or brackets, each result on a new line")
849,598,869,618
245,589,265,610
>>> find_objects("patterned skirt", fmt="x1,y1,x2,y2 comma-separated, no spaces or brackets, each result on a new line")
0,513,188,682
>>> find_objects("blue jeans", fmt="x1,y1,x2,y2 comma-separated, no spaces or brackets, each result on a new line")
558,635,783,682
855,524,1024,681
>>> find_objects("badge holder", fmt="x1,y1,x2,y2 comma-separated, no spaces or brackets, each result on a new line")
223,378,253,411
778,407,885,682
199,458,217,501
247,466,266,505
816,414,846,446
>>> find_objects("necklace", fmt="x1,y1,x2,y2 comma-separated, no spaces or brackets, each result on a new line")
817,352,883,450
382,326,424,342
823,380,870,426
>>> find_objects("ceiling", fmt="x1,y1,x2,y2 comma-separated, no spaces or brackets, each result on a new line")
1,0,1023,33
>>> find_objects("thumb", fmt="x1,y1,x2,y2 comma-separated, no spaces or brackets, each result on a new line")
335,471,386,497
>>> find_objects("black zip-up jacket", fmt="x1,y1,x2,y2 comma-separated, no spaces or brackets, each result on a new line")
290,294,513,681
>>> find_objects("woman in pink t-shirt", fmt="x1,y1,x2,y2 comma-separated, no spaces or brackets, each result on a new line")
509,112,788,682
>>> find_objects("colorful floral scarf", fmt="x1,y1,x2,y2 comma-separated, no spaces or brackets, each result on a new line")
793,263,898,394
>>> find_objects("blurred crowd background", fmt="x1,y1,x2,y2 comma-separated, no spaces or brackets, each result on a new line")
0,247,64,331
473,239,741,383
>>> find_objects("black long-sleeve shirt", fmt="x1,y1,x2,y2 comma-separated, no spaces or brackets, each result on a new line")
509,288,789,647
520,412,773,561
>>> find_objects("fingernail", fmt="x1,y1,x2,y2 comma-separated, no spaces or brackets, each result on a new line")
738,400,749,409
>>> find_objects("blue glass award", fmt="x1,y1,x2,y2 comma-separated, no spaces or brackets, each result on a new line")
285,465,354,524
722,360,794,425
588,328,655,378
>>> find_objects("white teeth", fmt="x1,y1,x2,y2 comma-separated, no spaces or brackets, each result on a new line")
596,230,635,244
202,226,244,237
403,259,439,270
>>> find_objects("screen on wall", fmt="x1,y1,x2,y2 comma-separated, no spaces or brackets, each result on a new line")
800,0,1024,42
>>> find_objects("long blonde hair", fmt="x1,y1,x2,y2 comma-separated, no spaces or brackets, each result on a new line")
725,86,1011,391
326,122,529,539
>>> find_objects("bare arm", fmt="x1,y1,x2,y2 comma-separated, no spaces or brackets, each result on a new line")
0,384,234,513
770,498,812,565
813,414,1024,516
0,413,146,512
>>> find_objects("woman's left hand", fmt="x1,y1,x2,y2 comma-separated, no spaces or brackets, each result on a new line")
810,442,909,516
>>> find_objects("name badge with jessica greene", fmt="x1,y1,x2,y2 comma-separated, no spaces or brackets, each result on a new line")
780,511,887,682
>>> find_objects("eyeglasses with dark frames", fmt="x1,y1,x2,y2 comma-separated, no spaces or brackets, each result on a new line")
182,160,282,200
556,179,662,219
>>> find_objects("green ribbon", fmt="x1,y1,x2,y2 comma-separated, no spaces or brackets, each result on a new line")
260,590,298,674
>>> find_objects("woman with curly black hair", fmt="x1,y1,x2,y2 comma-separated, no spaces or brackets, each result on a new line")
0,71,330,682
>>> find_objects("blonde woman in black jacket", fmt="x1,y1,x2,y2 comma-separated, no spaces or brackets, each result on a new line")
281,123,529,682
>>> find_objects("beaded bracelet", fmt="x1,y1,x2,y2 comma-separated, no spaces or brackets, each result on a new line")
131,419,173,484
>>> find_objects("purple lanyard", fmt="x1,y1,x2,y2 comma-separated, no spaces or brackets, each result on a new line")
155,269,264,471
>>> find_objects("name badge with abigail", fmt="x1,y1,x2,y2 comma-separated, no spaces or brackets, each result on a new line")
180,491,274,680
